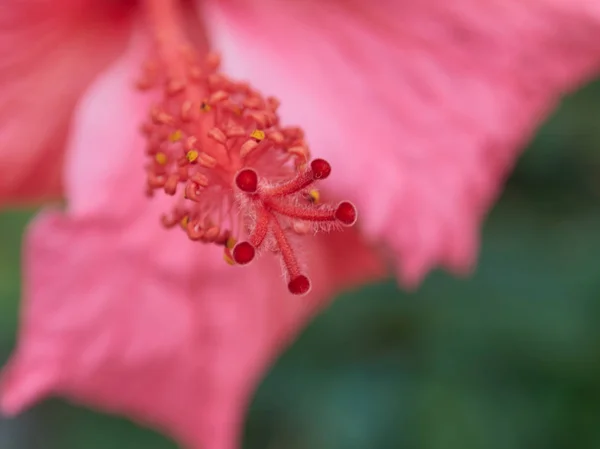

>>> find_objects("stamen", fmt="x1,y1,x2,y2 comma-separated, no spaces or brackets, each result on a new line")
139,0,358,295
250,129,265,141
155,152,168,165
169,129,183,142
186,150,199,163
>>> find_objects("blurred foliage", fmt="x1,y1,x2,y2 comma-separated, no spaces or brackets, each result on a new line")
1,81,600,448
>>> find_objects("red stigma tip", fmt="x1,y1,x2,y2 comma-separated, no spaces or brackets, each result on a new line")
335,201,357,226
233,241,256,265
235,169,258,193
288,275,311,295
310,159,331,180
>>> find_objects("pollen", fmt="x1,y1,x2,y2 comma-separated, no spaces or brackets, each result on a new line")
186,150,199,163
169,129,183,142
155,152,168,165
250,129,265,141
138,33,358,295
226,236,236,249
180,215,189,229
223,251,236,266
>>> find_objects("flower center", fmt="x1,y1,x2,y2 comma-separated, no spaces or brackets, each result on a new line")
138,0,357,295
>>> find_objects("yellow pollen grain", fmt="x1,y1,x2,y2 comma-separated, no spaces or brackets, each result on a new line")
200,101,211,112
180,216,189,229
169,129,183,142
309,189,320,204
250,129,265,141
186,150,199,163
226,236,236,249
155,152,168,165
223,251,236,266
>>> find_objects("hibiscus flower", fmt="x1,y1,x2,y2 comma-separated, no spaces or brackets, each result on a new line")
2,0,600,448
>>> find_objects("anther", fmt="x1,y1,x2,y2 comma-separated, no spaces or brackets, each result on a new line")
190,172,209,187
186,150,199,163
267,131,284,144
197,152,217,168
184,136,197,151
152,111,174,125
240,140,259,158
169,129,183,142
164,174,179,195
250,129,265,141
205,226,220,241
248,112,267,128
243,97,263,109
166,79,185,95
223,251,236,266
161,213,179,228
147,173,166,188
155,152,168,165
185,180,203,202
178,166,189,181
208,128,227,144
186,220,205,241
235,168,258,193
226,126,246,138
209,90,228,104
181,100,193,121
226,237,236,249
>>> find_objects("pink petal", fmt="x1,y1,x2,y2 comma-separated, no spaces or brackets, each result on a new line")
1,27,385,449
205,0,600,285
0,0,133,206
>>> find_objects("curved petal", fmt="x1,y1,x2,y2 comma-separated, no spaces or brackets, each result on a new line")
0,0,133,206
2,213,381,449
1,26,385,449
204,0,600,285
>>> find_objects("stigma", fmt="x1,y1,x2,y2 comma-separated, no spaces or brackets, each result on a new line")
137,31,356,296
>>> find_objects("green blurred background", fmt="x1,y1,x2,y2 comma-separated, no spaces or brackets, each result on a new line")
2,81,600,449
